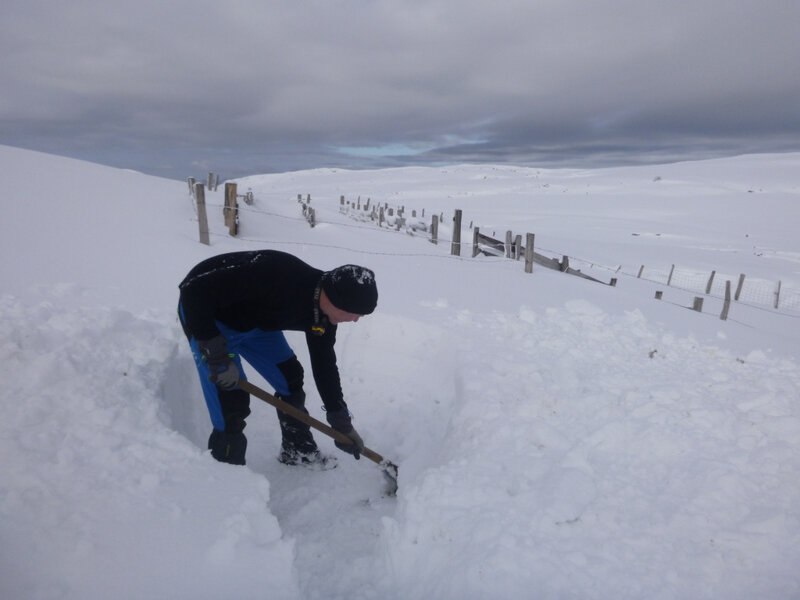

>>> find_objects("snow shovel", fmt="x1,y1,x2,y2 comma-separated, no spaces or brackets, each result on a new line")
237,379,399,495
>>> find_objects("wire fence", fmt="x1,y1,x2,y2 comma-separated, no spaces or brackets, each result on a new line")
187,182,800,318
330,194,800,315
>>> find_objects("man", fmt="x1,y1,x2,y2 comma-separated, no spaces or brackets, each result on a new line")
177,250,378,467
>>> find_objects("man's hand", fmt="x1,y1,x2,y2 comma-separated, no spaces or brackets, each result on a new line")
326,407,365,460
197,335,240,390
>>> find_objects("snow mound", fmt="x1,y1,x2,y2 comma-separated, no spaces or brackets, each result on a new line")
381,303,800,599
0,290,299,600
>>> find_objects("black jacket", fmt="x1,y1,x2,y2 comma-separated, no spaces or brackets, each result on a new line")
179,250,345,411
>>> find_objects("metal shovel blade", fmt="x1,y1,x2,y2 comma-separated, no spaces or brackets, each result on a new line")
380,460,399,496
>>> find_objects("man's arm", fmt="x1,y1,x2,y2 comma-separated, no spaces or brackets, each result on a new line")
305,328,346,412
306,327,364,459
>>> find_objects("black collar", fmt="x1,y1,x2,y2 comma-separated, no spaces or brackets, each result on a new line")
311,284,328,336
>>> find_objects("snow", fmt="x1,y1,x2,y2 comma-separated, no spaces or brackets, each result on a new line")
1,143,799,599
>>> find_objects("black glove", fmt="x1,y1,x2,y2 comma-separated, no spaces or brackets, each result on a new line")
197,335,240,390
326,407,364,460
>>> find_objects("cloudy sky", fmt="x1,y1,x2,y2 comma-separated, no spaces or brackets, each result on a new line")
2,0,799,179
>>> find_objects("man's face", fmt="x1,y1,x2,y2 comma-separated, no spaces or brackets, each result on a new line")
320,290,362,324
327,306,362,324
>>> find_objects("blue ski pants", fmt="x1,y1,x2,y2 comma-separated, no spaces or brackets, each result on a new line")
179,304,296,432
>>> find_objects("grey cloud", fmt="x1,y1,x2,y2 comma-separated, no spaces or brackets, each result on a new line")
2,0,799,179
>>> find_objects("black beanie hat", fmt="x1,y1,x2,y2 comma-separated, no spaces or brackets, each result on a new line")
321,265,378,315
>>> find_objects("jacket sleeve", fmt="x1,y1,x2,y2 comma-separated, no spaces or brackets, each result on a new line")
306,326,346,412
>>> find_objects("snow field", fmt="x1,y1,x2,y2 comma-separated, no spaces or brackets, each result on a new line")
1,145,799,599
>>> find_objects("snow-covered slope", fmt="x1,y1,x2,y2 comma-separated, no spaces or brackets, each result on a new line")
1,144,799,599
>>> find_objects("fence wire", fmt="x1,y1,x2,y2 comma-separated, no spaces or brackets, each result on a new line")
335,199,800,313
194,192,800,316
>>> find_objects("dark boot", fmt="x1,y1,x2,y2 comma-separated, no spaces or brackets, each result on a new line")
275,356,319,456
207,386,250,465
275,390,319,455
208,429,247,465
277,446,337,470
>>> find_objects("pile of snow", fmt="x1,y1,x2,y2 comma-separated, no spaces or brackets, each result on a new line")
1,144,799,599
1,295,298,599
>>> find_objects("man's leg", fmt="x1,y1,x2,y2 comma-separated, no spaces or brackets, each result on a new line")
235,330,319,458
185,335,250,464
179,305,249,465
274,356,319,456
193,339,250,465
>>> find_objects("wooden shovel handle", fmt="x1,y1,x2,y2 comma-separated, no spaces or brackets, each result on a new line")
237,379,386,465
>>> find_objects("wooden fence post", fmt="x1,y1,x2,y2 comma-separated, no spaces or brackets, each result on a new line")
430,215,439,244
692,297,704,312
667,264,675,286
188,177,196,196
735,274,746,300
472,227,481,257
505,231,513,258
194,182,210,245
637,265,644,278
524,233,535,273
451,209,462,256
513,234,522,260
705,270,716,294
224,182,238,236
720,281,731,320
775,280,782,309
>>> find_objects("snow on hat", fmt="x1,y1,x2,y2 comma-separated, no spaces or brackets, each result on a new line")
321,265,378,315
